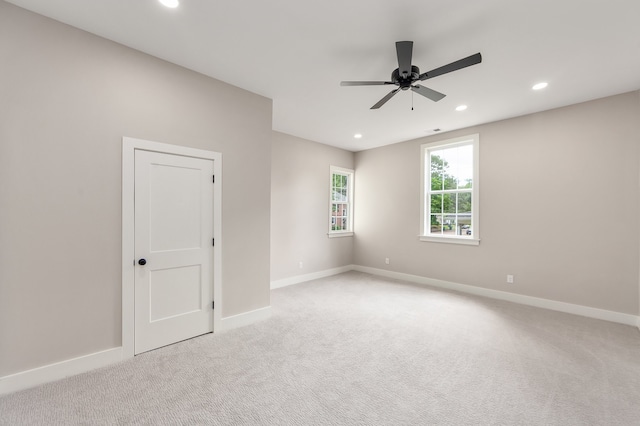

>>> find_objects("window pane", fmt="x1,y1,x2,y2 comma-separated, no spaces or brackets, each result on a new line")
444,155,457,190
341,217,347,230
332,204,338,216
459,214,472,236
444,176,457,190
333,188,347,202
430,151,444,191
437,144,474,190
443,214,456,235
438,148,457,190
458,193,471,213
430,214,442,234
431,148,458,189
443,193,456,214
332,174,341,190
430,194,442,214
455,145,473,189
341,175,348,187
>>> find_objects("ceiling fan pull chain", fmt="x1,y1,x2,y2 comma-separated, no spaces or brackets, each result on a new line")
412,91,414,110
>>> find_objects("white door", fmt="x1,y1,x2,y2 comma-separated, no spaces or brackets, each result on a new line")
134,149,214,354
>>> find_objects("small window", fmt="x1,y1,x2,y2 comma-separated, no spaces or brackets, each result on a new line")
420,134,479,245
329,166,354,237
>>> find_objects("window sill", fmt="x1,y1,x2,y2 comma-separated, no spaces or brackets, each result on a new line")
419,235,480,246
328,232,354,238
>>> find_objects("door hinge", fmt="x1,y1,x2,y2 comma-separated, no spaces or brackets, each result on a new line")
212,175,215,183
212,301,215,310
212,238,215,246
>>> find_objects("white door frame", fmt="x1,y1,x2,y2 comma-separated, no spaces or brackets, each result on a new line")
122,137,222,359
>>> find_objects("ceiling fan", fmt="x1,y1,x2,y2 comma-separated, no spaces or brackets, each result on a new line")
340,41,482,109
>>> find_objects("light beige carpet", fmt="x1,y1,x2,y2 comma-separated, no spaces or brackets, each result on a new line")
1,271,640,425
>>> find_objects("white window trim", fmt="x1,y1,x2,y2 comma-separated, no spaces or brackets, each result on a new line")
328,232,354,238
328,165,354,237
420,134,480,246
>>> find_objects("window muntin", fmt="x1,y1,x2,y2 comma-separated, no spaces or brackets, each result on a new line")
329,166,354,236
421,135,479,244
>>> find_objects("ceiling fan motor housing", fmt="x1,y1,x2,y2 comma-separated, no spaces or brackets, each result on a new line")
392,65,420,90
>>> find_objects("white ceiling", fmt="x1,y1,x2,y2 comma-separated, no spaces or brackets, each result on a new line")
7,0,640,151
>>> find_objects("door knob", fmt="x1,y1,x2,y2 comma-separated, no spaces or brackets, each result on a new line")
138,258,147,266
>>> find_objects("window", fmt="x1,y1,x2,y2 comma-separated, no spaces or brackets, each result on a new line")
420,134,479,245
329,166,354,237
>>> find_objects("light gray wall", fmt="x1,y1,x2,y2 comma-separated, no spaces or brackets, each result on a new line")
354,91,640,315
638,91,640,318
271,132,354,281
0,2,272,376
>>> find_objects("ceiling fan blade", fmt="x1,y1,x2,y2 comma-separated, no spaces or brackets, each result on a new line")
411,85,446,102
419,52,482,81
371,88,400,109
396,41,413,78
340,81,394,86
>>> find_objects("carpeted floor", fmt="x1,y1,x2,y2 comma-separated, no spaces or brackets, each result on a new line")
1,271,640,425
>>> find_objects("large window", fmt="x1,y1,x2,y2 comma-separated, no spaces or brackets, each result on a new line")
329,166,354,237
421,134,479,245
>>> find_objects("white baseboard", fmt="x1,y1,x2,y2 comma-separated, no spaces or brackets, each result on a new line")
352,265,640,327
3,267,636,397
0,347,123,396
220,306,272,331
271,265,353,289
1,305,273,396
1,304,273,395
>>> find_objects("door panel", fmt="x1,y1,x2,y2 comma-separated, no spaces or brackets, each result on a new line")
134,149,214,354
149,265,202,322
149,163,202,251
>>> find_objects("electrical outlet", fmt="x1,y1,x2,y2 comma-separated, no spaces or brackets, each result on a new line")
506,274,514,284
299,261,303,269
385,258,390,265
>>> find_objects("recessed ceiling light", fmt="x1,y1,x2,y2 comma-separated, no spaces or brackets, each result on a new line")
354,133,362,139
455,105,467,112
532,82,548,90
159,0,179,8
